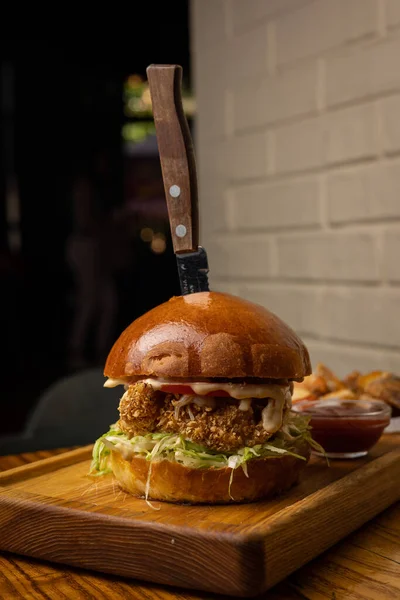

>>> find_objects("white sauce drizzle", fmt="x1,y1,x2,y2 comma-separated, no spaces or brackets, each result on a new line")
104,378,128,388
261,397,285,434
239,398,252,411
141,377,289,401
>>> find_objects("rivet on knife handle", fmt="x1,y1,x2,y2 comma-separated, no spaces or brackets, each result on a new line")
146,64,199,254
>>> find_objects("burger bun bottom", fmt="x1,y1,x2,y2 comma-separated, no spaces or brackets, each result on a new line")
109,438,311,504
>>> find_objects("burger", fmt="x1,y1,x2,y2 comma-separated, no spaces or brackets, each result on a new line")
90,291,321,504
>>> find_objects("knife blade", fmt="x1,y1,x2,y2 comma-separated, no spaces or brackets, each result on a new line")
146,64,210,295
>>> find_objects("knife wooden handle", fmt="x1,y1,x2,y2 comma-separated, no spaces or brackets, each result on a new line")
147,64,198,253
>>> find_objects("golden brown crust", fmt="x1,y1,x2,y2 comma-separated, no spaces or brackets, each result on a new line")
109,438,311,504
104,292,311,380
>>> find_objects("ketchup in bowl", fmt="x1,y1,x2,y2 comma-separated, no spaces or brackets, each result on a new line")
292,398,392,458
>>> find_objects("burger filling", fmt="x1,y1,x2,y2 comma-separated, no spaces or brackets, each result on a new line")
91,378,323,487
116,381,292,452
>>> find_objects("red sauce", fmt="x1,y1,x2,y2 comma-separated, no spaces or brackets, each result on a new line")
293,398,391,456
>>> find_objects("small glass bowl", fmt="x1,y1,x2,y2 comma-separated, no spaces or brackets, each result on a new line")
292,397,392,459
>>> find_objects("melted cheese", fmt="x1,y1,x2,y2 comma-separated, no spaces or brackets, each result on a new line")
141,377,289,401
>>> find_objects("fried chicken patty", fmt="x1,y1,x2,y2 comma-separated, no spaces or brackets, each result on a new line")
158,399,285,452
118,382,164,436
117,381,291,452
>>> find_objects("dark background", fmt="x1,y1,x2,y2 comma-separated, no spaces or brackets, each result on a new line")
0,6,193,436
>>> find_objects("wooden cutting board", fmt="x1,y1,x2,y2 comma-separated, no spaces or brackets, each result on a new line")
0,435,399,597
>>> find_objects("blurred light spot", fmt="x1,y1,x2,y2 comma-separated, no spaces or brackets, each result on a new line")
126,74,143,88
151,233,166,254
122,122,156,142
140,227,154,242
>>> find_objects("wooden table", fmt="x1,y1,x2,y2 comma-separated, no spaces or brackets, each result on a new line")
0,448,399,600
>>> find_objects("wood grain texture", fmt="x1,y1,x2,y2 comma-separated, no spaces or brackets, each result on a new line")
0,444,399,599
0,448,73,472
147,64,199,254
0,441,399,598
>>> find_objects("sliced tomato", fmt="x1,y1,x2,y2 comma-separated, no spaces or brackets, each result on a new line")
159,384,231,397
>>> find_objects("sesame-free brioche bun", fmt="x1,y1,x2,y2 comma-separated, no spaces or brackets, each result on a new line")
109,436,311,504
104,291,311,381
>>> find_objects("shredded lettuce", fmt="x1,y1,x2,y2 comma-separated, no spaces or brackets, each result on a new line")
89,425,124,476
89,411,324,478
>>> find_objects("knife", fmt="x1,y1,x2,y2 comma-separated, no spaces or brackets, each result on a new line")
146,64,210,295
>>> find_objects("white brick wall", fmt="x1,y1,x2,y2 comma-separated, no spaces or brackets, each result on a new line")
231,177,321,231
276,231,380,281
382,230,400,281
233,63,318,132
275,0,378,66
327,162,400,223
274,117,324,173
326,38,400,107
207,235,275,278
231,0,310,34
191,0,400,377
387,0,400,28
381,95,400,153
